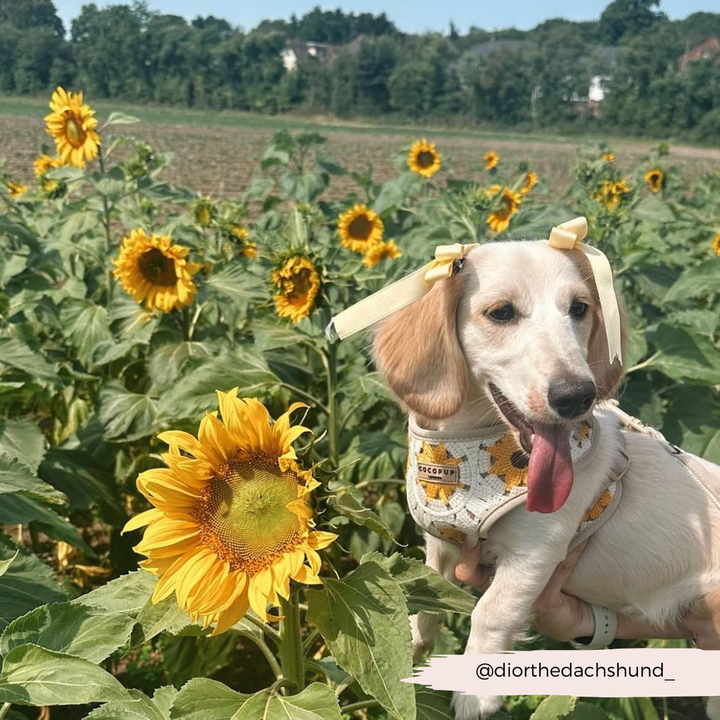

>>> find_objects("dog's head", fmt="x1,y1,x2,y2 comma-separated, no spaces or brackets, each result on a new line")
373,240,626,513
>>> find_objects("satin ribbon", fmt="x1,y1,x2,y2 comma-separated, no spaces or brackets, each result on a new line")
327,217,621,365
327,242,478,340
547,217,622,364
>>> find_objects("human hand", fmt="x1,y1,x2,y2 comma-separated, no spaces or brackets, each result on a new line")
455,539,593,642
683,589,720,650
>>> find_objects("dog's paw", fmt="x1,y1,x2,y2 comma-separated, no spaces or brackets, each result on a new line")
451,692,502,720
410,615,433,664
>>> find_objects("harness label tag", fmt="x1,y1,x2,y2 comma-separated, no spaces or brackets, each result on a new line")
417,462,461,485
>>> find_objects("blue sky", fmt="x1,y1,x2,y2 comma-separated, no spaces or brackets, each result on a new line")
53,0,718,33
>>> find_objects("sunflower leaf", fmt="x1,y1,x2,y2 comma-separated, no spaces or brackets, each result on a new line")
0,644,132,705
1,602,136,663
0,452,66,504
97,381,158,442
306,561,416,720
362,552,476,615
327,487,395,541
169,678,343,720
84,688,174,720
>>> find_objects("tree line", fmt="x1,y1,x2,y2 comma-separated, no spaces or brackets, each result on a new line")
1,0,720,141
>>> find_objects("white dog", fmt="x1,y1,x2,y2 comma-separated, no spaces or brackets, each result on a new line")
372,240,720,720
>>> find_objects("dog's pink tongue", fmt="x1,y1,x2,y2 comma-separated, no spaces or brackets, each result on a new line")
526,424,574,513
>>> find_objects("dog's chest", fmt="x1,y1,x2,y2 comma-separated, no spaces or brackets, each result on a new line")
405,419,615,545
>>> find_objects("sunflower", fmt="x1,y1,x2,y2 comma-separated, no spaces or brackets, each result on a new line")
124,390,337,634
34,153,62,177
484,151,499,170
44,87,100,168
594,180,630,211
645,168,664,193
241,242,258,259
363,239,401,268
713,233,720,256
486,186,521,233
193,197,216,226
416,442,465,506
520,171,538,196
230,225,249,242
488,433,528,493
272,256,321,323
113,229,200,313
6,182,26,199
408,139,442,179
337,204,384,254
602,152,615,163
582,489,613,524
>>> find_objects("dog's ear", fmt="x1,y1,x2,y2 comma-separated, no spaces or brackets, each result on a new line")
587,300,627,400
373,273,467,419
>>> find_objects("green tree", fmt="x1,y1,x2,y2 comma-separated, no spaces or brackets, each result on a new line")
599,0,663,44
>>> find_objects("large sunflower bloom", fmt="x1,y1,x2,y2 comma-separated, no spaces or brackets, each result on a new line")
644,168,663,193
124,391,337,634
272,256,321,323
520,171,538,196
337,204,384,254
6,182,27,200
408,139,442,178
363,239,401,268
486,186,521,233
113,229,200,313
34,153,62,177
44,87,100,168
484,151,499,170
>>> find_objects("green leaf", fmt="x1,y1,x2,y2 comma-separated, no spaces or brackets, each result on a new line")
170,678,342,720
0,494,91,551
148,341,214,392
0,417,46,473
105,111,141,126
97,381,158,441
664,263,720,303
0,541,66,631
203,265,266,307
341,430,408,483
530,696,576,720
633,196,674,223
85,688,175,720
596,697,659,720
652,323,720,385
567,702,612,720
363,552,476,615
1,602,135,663
0,549,18,578
0,338,59,384
328,487,395,541
416,687,454,720
662,387,720,463
156,347,276,421
306,561,415,720
73,571,156,617
60,301,114,365
0,644,131,705
132,594,192,645
0,452,66,504
372,174,422,215
281,171,328,203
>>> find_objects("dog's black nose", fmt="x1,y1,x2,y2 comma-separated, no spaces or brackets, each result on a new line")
547,379,596,419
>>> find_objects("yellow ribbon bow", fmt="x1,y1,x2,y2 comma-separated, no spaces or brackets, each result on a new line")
328,242,478,340
548,217,622,364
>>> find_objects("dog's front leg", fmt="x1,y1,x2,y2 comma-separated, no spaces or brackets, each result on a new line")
411,534,461,664
452,555,560,720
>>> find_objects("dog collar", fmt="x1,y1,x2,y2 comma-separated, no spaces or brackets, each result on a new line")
327,216,622,363
405,413,625,548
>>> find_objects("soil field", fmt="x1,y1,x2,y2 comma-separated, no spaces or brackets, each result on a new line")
2,96,719,200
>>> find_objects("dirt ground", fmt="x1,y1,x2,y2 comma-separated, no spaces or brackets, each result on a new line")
3,113,719,199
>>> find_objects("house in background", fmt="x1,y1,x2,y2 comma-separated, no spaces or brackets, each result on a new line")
678,37,720,72
282,40,337,72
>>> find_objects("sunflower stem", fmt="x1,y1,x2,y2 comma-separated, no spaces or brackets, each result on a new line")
279,590,305,694
325,343,340,470
97,145,114,302
0,702,11,720
341,699,381,715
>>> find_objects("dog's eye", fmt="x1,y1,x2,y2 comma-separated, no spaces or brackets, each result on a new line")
569,300,589,319
488,304,516,322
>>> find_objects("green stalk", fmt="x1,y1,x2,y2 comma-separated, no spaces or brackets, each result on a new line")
97,145,114,302
279,590,304,694
0,702,11,720
325,343,340,470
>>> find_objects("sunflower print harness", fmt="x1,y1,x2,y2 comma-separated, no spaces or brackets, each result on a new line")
406,413,627,549
406,403,720,549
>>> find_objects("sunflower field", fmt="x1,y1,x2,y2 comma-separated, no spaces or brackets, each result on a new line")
0,89,719,720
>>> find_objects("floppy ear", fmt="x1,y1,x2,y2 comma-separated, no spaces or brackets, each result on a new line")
587,300,627,400
373,273,467,420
